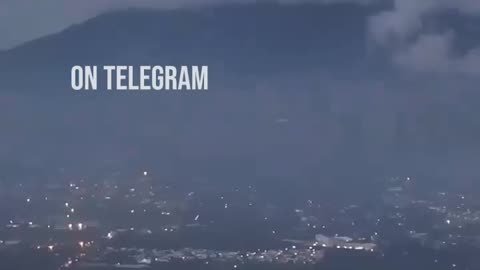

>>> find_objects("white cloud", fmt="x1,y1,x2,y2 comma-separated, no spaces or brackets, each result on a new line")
369,0,432,47
369,0,480,75
393,32,452,73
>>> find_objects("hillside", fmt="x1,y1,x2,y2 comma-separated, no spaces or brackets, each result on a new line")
0,3,479,191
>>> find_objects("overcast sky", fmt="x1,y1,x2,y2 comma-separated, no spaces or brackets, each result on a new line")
0,0,479,74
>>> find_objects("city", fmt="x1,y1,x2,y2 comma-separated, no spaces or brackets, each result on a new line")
0,170,479,270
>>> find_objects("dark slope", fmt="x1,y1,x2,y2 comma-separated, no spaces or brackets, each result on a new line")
0,3,374,94
0,3,479,194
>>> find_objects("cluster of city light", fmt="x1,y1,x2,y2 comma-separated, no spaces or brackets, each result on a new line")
67,223,85,231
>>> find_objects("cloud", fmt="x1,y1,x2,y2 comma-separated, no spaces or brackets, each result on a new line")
392,32,454,73
392,32,480,74
369,0,480,75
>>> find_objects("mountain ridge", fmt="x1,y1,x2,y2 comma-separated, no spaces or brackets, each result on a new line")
0,3,479,190
0,3,376,94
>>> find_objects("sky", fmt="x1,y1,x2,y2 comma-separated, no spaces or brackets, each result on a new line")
0,0,479,75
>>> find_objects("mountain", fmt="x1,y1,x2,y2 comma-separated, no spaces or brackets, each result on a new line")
0,3,375,94
0,3,479,193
